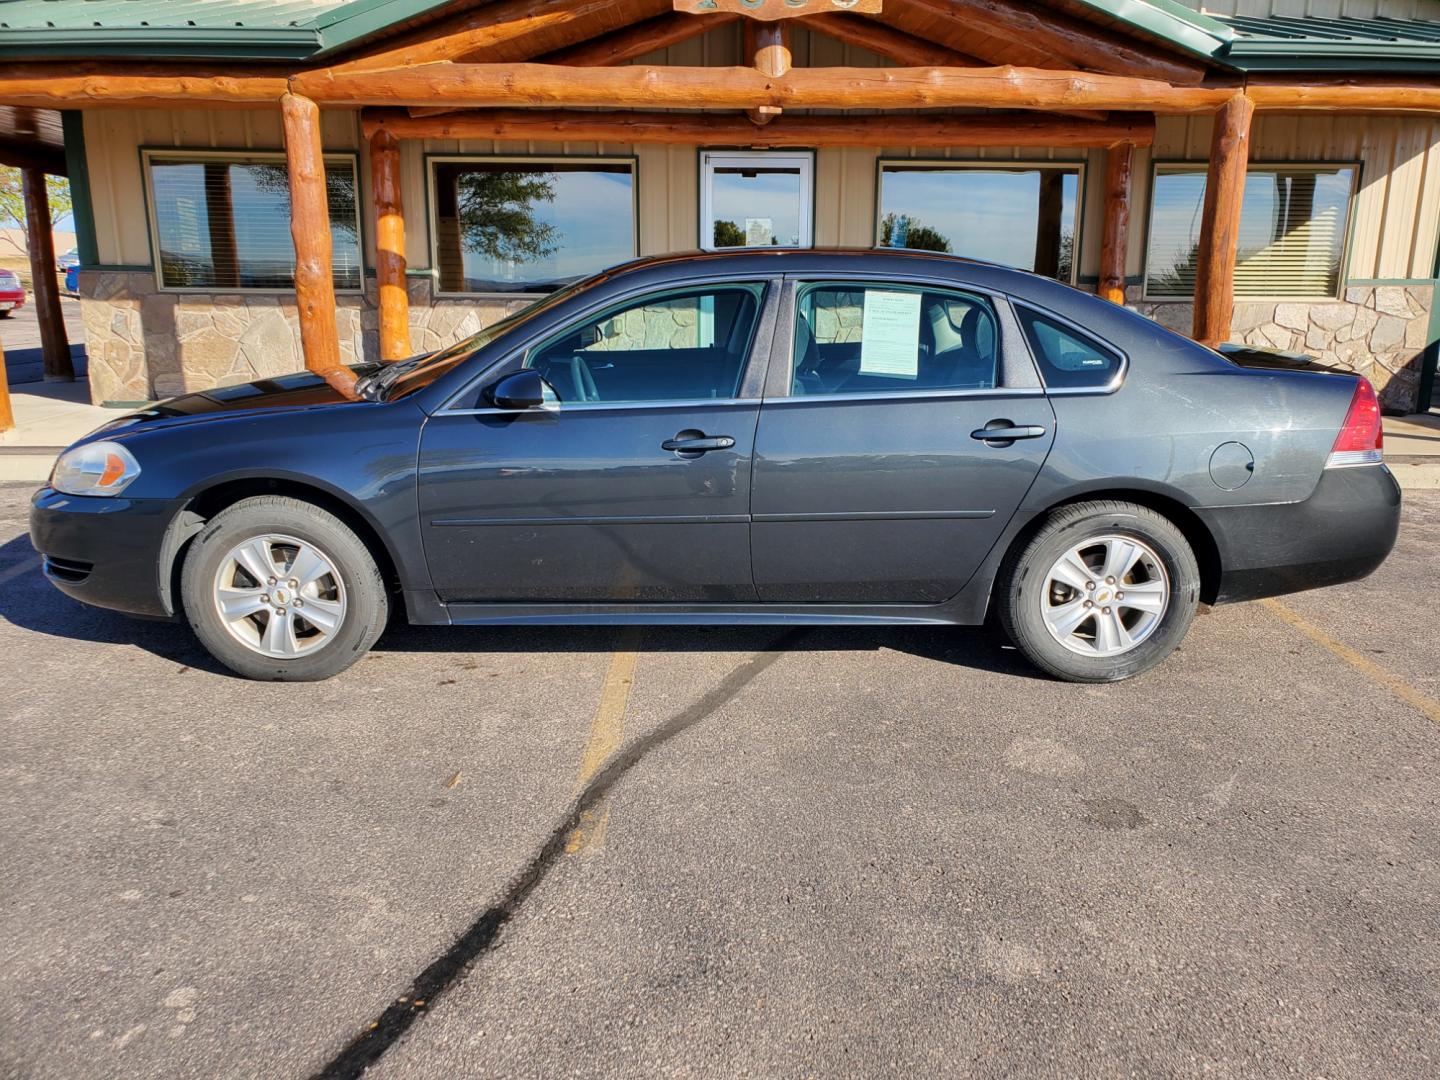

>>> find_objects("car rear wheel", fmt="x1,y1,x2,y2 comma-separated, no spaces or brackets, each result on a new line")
180,496,388,681
998,500,1200,683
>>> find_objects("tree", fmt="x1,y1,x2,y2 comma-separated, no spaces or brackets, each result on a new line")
0,167,72,258
712,219,746,248
455,170,559,263
879,213,952,254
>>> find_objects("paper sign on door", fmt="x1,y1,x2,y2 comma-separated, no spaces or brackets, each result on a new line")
859,290,921,378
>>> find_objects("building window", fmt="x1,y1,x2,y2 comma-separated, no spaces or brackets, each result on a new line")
700,151,814,250
145,152,360,291
876,162,1081,282
1145,164,1357,299
430,157,636,295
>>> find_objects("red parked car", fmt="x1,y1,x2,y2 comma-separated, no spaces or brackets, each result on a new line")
0,267,25,317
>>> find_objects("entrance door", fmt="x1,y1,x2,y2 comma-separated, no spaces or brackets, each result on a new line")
701,151,814,251
418,281,773,603
751,279,1056,604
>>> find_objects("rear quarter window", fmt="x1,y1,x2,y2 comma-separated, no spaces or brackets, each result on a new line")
1015,307,1123,390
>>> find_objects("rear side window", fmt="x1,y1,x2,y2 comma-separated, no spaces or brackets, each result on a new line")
1014,307,1122,390
793,284,998,396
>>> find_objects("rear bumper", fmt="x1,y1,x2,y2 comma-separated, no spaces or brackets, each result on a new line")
1198,465,1401,604
29,487,179,618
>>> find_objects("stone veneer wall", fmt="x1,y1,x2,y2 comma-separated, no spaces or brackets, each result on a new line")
1126,284,1433,413
77,270,530,404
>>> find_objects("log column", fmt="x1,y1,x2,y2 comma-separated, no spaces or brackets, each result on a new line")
744,21,791,126
23,168,73,382
1192,94,1254,348
281,92,354,395
0,335,13,434
369,125,412,362
1098,143,1134,305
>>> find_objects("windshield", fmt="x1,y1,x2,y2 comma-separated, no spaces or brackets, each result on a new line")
373,277,595,401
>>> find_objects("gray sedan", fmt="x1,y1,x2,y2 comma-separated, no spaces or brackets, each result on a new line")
30,250,1398,682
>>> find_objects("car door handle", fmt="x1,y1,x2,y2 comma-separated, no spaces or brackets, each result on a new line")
662,432,736,455
970,423,1048,443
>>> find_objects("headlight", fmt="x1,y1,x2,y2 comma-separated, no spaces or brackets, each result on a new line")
50,441,142,497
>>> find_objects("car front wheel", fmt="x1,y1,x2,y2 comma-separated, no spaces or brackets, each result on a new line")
998,500,1200,683
180,496,388,681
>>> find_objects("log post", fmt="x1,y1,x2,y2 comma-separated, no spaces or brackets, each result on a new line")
369,125,412,361
744,20,790,126
1098,143,1134,305
1192,94,1254,349
203,162,240,289
22,167,73,382
281,92,355,395
0,335,13,434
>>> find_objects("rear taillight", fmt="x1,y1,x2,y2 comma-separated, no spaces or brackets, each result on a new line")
1325,377,1383,468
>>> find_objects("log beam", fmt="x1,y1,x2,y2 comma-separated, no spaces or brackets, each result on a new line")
543,11,739,65
335,0,671,71
298,62,1233,113
1192,94,1255,349
362,107,1155,148
0,66,286,109
369,126,412,362
1098,143,1133,305
745,20,791,126
23,167,73,383
792,12,979,67
883,0,1209,85
281,92,355,396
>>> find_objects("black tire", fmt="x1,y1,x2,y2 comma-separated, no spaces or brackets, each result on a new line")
997,500,1200,683
0,309,12,318
180,496,388,681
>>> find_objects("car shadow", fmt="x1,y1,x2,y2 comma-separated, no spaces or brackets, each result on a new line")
0,533,1045,682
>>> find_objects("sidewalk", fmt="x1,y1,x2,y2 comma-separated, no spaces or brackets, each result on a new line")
1385,412,1440,490
0,380,113,484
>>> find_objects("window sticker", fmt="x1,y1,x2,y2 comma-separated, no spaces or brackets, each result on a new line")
745,218,774,247
859,290,922,378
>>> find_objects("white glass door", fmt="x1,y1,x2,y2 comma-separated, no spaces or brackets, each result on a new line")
700,151,814,251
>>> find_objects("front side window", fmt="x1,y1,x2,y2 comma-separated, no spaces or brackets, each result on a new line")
877,163,1081,282
524,284,764,404
432,158,636,295
146,153,360,291
793,284,999,396
1015,307,1122,390
1145,164,1356,299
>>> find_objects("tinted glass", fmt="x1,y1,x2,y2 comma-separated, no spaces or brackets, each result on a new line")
877,165,1079,281
1015,308,1121,389
793,285,998,395
149,156,360,290
525,285,764,404
1146,166,1355,298
433,160,635,294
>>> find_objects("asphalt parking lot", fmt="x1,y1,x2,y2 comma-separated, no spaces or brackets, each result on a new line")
2,480,1438,1080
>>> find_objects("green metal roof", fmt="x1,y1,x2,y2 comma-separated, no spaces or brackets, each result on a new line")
1066,0,1232,62
0,0,457,61
1216,14,1440,73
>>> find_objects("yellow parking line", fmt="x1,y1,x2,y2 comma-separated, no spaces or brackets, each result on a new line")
0,558,35,588
1260,598,1440,726
565,626,643,855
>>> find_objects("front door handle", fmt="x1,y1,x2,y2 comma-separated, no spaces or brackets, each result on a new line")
662,430,736,456
971,420,1047,445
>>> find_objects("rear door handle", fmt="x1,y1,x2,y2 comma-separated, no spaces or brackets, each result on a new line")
662,431,736,455
970,423,1047,444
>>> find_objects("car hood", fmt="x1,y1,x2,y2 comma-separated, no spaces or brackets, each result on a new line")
93,367,383,439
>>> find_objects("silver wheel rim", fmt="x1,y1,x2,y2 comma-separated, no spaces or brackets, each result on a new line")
1039,534,1169,658
212,533,347,659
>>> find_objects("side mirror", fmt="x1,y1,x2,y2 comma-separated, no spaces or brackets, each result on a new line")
487,369,550,410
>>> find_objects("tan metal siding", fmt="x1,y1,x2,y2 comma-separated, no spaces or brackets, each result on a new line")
1183,1,1440,18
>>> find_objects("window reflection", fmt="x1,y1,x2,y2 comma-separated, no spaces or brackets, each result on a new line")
432,160,636,294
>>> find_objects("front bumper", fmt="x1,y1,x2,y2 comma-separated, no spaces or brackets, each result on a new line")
29,488,180,618
1198,464,1402,604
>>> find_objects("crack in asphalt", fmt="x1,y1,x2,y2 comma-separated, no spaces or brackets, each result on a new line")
310,630,807,1080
